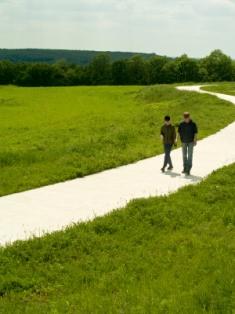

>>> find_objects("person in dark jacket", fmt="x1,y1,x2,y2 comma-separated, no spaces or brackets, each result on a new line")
178,112,198,175
160,115,176,172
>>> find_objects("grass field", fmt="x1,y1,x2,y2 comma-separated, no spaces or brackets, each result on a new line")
202,83,235,95
0,84,235,196
0,163,234,313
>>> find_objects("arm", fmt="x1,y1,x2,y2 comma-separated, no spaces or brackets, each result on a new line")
194,123,198,145
160,126,164,142
173,126,177,145
177,124,181,142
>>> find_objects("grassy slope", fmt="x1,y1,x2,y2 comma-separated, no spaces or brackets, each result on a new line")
202,83,235,95
0,85,235,196
0,164,234,313
0,49,156,65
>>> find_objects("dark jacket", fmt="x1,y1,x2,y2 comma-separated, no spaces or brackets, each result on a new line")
161,124,176,145
178,120,198,143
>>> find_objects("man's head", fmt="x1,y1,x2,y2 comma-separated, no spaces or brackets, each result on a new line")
183,112,191,123
164,115,171,125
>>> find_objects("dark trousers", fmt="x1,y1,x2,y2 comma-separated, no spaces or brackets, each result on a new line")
182,142,194,172
163,144,173,168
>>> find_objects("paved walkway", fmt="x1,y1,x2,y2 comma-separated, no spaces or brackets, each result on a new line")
0,86,235,246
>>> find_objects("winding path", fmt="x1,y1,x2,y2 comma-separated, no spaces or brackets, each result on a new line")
0,86,235,246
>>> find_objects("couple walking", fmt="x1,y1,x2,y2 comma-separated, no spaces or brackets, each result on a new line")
160,112,198,175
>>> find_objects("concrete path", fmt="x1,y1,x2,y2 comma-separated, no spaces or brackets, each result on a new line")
0,86,235,246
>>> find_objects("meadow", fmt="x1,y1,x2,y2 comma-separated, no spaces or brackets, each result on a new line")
0,84,235,196
202,83,235,95
0,163,234,313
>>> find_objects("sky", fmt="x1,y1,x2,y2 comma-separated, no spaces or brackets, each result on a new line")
0,0,234,58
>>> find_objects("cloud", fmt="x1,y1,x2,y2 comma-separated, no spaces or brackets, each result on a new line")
0,0,234,57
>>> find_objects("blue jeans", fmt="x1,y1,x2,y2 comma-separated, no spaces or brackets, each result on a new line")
163,144,173,168
182,142,194,172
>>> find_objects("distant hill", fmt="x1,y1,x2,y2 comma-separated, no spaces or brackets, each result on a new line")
0,49,157,65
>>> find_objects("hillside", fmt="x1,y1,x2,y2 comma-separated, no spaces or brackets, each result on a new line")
0,49,157,65
0,163,234,312
202,83,235,96
0,85,235,196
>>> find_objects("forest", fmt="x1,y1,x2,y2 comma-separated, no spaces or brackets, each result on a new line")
0,49,234,86
0,49,156,65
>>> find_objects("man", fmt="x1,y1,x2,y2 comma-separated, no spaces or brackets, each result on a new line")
160,115,176,172
178,112,198,175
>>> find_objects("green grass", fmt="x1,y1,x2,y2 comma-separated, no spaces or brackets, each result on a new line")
0,163,234,313
0,84,235,196
202,83,235,95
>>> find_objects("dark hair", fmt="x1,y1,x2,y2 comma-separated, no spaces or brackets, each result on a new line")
164,115,171,121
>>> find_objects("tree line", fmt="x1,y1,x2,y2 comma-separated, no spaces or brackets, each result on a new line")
0,48,155,65
0,50,234,86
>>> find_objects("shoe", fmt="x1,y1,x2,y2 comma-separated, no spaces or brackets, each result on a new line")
182,169,186,174
167,166,173,170
185,171,190,176
161,167,165,173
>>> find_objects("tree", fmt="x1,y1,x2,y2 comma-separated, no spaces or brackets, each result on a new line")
0,61,15,84
175,54,199,82
200,50,233,82
147,56,169,84
126,56,148,85
15,63,63,86
0,50,234,87
52,62,69,85
161,61,178,83
65,65,84,85
88,54,112,85
231,61,235,81
112,60,128,85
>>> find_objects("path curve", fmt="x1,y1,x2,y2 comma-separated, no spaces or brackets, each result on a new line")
0,86,235,246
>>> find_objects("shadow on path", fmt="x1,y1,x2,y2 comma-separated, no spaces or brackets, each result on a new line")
164,171,181,178
184,174,203,182
163,171,203,182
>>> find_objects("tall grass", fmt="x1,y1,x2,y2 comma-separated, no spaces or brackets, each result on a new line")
202,83,235,95
0,164,234,313
0,84,234,196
